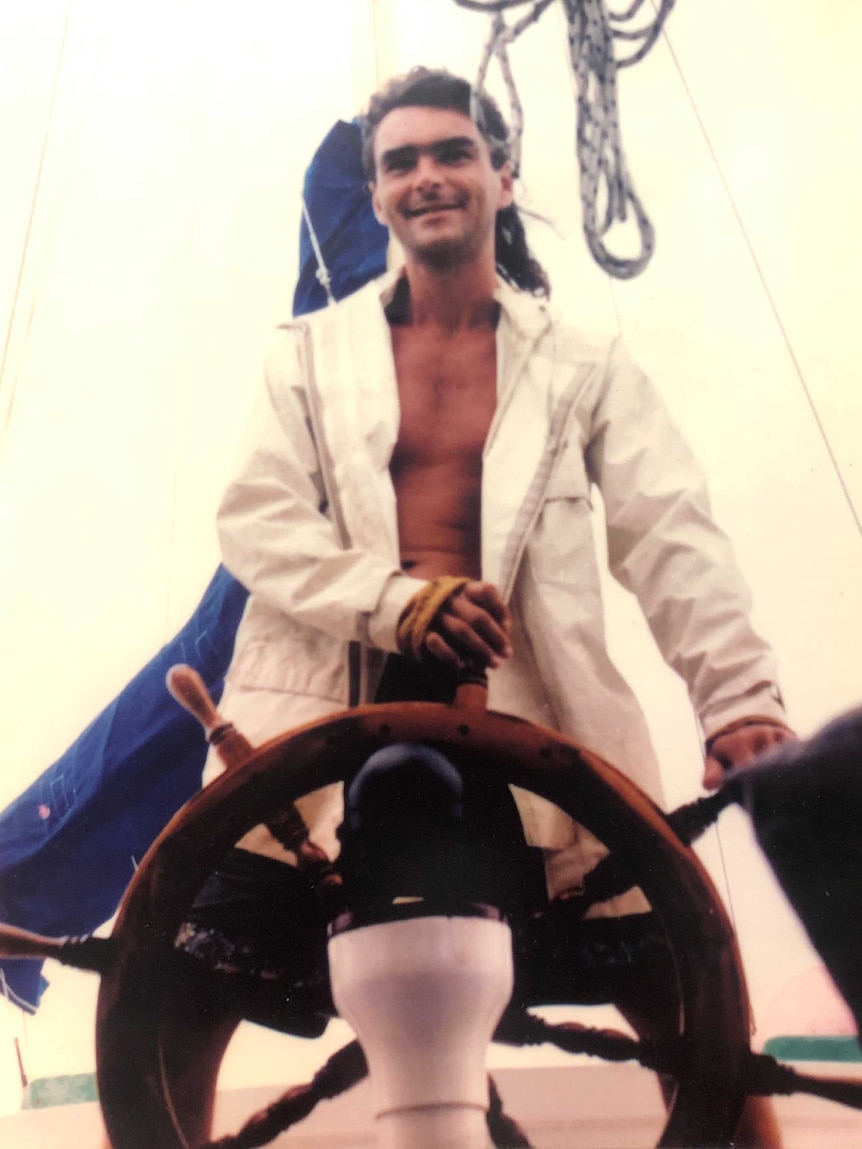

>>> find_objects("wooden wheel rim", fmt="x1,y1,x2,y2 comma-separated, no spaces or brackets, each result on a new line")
97,702,750,1148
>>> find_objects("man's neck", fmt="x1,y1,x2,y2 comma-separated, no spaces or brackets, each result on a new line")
401,256,499,332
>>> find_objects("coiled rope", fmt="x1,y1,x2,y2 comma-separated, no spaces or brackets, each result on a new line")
454,0,677,278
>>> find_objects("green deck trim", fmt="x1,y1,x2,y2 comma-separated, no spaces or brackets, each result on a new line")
21,1072,98,1109
762,1035,862,1063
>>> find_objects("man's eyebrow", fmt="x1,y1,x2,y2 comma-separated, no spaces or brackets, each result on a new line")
379,136,479,166
431,136,479,151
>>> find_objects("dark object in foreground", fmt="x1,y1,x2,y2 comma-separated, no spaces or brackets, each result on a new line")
728,707,862,1034
669,706,862,1033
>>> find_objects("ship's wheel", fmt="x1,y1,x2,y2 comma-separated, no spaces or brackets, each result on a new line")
95,682,751,1149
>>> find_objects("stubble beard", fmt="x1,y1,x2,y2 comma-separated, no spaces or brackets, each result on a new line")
407,215,493,275
414,235,475,273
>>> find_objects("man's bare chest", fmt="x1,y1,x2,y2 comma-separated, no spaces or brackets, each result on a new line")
389,326,498,466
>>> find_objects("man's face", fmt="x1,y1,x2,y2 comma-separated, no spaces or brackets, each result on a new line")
370,105,513,271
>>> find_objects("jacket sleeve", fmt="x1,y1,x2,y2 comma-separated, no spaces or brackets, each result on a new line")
585,337,785,740
217,328,425,652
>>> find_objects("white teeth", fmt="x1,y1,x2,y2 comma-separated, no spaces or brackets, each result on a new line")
407,204,458,218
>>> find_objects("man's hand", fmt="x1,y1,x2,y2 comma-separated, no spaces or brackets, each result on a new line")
703,718,796,790
423,580,512,671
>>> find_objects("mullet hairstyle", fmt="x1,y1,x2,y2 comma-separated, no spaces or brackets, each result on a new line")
361,67,550,298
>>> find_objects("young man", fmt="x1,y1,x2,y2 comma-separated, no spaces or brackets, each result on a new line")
211,68,791,853
171,68,792,1144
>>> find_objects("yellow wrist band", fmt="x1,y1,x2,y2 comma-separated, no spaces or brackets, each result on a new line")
395,576,471,660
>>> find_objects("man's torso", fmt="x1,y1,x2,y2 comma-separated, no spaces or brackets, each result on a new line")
389,317,498,580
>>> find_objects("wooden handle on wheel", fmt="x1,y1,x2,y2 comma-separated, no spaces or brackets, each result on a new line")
0,923,111,972
454,667,489,711
166,664,341,894
166,664,255,771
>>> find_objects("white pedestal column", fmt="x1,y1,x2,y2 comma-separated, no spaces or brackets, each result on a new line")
328,913,513,1149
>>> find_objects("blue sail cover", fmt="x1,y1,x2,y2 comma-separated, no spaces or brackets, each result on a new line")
294,120,389,315
0,119,387,1012
0,569,248,1011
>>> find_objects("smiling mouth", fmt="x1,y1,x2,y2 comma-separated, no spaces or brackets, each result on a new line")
404,203,462,219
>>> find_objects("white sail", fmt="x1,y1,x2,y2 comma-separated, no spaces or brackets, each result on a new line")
1,0,860,1136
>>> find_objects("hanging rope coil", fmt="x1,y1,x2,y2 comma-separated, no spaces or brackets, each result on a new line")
454,0,677,278
472,4,555,176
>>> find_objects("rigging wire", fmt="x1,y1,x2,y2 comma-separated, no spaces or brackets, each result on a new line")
0,1,112,455
0,0,76,446
453,0,676,278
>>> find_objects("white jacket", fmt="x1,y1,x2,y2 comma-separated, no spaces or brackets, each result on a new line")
214,270,784,899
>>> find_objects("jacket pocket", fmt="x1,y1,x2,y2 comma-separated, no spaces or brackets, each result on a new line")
527,450,598,589
226,610,348,705
543,439,593,505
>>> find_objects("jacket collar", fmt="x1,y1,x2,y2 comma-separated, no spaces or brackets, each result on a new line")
375,266,552,342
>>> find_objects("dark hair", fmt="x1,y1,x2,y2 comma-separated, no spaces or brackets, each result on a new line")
360,67,550,298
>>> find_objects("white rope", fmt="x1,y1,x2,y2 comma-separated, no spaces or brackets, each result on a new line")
301,196,336,307
454,0,676,278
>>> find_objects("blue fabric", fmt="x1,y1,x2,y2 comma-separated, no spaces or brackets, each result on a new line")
0,567,248,1011
0,118,388,1012
293,120,388,316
